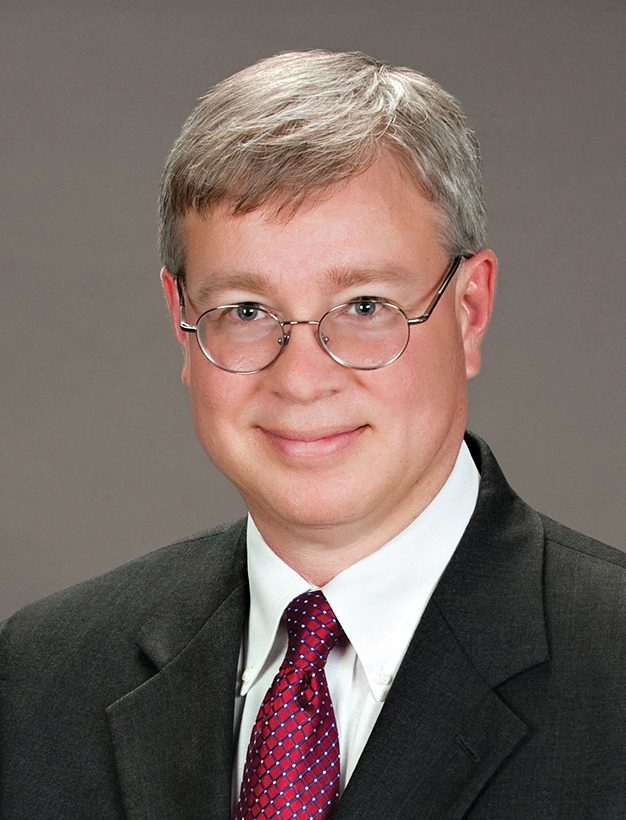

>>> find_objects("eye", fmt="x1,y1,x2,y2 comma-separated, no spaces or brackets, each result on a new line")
348,298,384,317
217,303,274,330
228,303,264,322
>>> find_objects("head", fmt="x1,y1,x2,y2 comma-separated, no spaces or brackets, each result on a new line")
160,51,496,573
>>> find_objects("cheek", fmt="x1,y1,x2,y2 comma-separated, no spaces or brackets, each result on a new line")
376,323,466,423
186,357,252,443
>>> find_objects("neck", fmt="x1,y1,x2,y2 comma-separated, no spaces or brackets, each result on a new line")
247,441,462,586
262,525,404,587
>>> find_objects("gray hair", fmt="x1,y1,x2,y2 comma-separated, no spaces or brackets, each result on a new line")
159,50,487,277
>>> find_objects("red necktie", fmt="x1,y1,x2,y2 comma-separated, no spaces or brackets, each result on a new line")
234,591,344,819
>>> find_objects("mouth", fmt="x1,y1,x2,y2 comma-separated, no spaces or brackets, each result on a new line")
259,425,367,459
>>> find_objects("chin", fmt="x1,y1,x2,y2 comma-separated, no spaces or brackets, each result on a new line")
250,486,366,532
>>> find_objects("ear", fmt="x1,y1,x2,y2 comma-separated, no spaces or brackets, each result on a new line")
161,267,191,385
455,250,497,380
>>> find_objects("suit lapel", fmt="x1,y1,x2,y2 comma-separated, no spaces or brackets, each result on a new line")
335,601,529,819
336,434,550,819
106,524,248,820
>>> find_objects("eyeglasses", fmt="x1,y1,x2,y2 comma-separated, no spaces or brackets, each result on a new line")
176,255,465,374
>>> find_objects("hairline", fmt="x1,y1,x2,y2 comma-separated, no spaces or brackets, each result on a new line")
170,149,454,282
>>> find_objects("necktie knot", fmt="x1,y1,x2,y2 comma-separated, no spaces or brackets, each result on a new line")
284,591,343,671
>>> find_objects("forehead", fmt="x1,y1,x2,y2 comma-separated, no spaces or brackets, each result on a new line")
181,154,447,297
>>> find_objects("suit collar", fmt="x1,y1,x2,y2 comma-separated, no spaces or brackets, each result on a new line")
434,432,549,687
337,433,549,818
132,521,248,672
107,521,248,820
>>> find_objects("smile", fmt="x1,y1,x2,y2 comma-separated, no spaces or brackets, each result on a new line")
259,426,367,459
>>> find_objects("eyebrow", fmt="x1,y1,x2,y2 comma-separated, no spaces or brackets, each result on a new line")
190,265,418,303
191,271,274,304
322,265,417,292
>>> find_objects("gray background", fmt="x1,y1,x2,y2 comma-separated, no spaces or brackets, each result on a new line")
1,0,624,621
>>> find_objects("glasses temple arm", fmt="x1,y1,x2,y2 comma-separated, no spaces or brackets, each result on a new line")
175,276,197,333
407,255,465,325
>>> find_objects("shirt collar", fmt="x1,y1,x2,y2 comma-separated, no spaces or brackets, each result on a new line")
241,440,479,701
241,519,310,695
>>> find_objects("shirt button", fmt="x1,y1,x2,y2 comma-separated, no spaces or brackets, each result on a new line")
242,667,255,683
375,671,393,686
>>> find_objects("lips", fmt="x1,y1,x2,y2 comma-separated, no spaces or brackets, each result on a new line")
259,425,367,459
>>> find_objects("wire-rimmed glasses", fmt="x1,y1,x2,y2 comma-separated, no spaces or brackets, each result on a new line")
176,255,465,374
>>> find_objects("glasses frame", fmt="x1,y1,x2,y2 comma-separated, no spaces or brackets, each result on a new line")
176,254,466,374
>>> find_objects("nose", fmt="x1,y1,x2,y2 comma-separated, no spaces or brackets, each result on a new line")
268,321,347,403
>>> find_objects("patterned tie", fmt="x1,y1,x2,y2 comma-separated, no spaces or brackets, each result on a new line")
234,591,344,819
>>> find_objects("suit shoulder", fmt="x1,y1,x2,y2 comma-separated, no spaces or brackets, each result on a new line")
540,514,625,635
1,519,247,649
540,513,626,572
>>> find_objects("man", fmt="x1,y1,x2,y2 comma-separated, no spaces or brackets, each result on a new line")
1,51,624,819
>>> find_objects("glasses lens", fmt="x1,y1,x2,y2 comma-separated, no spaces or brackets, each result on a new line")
196,305,284,373
319,300,410,369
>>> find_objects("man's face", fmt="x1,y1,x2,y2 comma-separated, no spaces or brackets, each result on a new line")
163,154,495,551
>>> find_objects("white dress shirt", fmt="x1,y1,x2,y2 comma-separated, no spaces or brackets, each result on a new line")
233,441,479,798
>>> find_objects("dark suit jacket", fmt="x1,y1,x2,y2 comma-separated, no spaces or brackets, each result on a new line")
1,434,625,819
